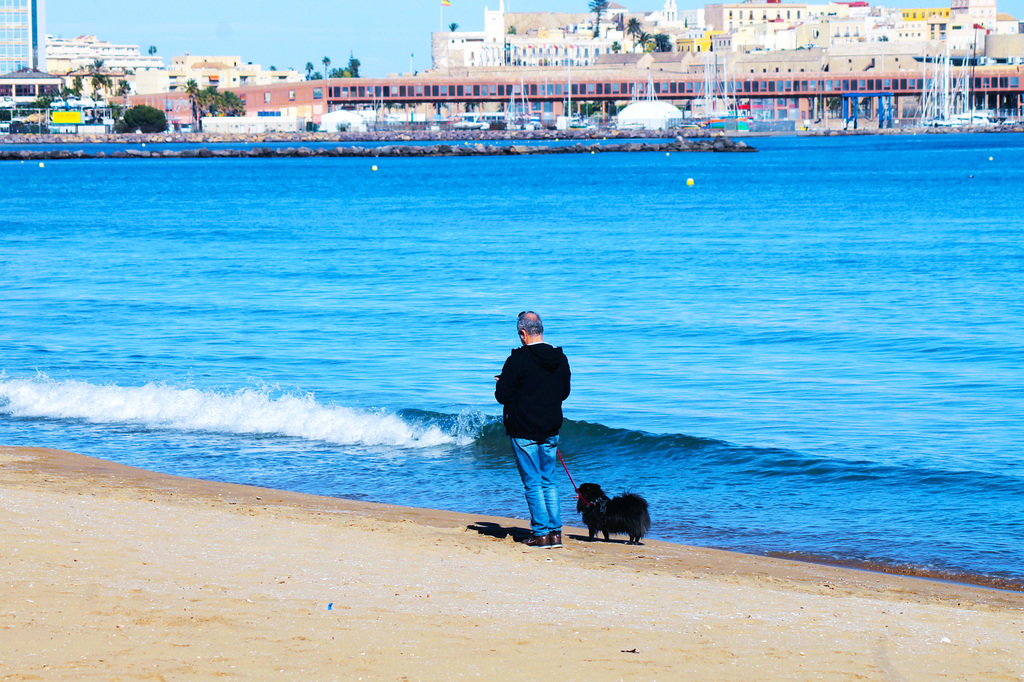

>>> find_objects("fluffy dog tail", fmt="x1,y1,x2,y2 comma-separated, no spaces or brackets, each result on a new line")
615,493,651,539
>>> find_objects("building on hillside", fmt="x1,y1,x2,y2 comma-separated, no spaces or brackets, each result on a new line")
705,1,810,32
132,55,302,95
952,0,997,28
676,29,720,52
995,13,1019,33
46,35,164,74
432,1,623,73
895,8,950,40
0,0,45,74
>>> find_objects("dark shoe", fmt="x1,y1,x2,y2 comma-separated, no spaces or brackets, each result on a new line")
546,532,563,548
521,534,550,548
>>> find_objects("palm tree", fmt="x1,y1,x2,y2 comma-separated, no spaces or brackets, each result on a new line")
449,22,459,32
86,59,111,100
148,45,157,56
90,73,112,100
637,31,653,52
117,80,131,97
627,18,643,51
305,62,314,80
611,41,622,53
653,33,672,52
322,56,331,79
220,91,246,116
200,86,219,117
184,78,201,130
589,0,610,38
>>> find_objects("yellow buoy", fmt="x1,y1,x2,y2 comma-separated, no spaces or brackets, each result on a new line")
989,156,994,161
666,152,670,156
38,162,45,168
371,165,378,171
686,178,695,186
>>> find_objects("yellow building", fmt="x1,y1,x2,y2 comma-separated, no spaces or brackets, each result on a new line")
676,31,722,53
901,7,951,21
899,8,952,40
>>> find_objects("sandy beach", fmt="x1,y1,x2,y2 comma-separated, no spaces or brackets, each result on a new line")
1,446,1021,680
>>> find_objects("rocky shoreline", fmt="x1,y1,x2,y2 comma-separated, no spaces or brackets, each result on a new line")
0,135,756,160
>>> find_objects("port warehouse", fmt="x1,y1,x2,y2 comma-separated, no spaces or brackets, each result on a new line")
129,67,1024,126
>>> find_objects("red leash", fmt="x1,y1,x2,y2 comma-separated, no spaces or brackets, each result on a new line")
558,448,594,507
556,448,579,493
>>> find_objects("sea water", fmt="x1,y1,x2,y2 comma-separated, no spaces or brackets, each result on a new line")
2,133,1022,588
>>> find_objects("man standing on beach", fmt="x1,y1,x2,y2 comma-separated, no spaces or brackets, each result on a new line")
495,311,571,548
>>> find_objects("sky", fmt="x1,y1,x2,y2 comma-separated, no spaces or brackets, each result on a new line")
46,0,1024,78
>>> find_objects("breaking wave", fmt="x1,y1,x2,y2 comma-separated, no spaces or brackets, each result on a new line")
0,375,477,449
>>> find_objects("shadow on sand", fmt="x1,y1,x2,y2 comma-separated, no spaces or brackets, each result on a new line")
466,521,638,545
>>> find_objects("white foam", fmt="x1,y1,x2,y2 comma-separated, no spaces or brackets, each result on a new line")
0,376,470,448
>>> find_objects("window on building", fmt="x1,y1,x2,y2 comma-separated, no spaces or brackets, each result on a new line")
313,87,323,99
264,92,271,103
289,90,295,101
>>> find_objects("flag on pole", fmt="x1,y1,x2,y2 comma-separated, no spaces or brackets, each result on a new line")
442,0,451,5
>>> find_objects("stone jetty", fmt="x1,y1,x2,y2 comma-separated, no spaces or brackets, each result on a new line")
0,136,755,162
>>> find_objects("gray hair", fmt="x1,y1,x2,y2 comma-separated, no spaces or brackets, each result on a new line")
517,311,543,336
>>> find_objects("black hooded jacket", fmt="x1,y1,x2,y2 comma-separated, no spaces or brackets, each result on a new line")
495,343,571,440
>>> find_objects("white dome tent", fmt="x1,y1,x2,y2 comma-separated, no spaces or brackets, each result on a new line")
616,100,683,131
319,109,370,133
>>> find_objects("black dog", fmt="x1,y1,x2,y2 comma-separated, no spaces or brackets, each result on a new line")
576,483,650,545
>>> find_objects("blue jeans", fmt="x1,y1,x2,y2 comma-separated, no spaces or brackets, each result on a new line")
511,435,561,537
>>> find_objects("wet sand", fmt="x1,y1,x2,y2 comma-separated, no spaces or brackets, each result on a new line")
2,445,1021,680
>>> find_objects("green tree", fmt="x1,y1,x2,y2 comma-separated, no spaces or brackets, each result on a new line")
219,91,246,116
627,17,643,50
653,33,672,52
87,59,111,100
184,78,201,130
305,62,314,79
507,25,517,34
148,45,157,56
611,41,622,53
589,0,610,38
90,73,112,99
199,86,221,116
449,22,459,31
322,56,331,79
118,104,167,133
637,31,653,52
346,55,361,78
117,80,131,97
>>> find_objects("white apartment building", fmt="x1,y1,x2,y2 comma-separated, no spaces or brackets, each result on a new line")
951,0,997,28
433,0,624,72
46,34,163,74
132,54,302,95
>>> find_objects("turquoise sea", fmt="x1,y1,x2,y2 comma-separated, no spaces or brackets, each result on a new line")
2,133,1022,588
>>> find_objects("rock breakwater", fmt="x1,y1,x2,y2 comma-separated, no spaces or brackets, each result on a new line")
0,136,756,161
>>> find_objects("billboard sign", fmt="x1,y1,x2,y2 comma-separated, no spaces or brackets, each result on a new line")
52,111,84,124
